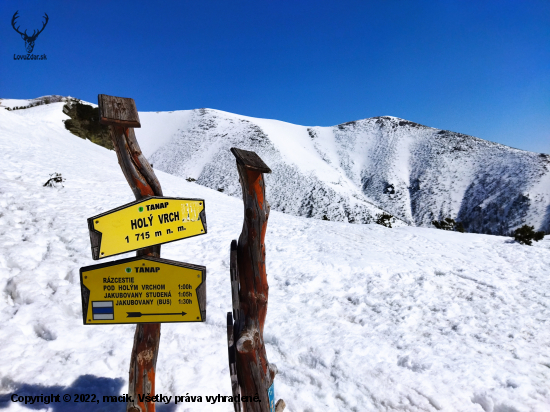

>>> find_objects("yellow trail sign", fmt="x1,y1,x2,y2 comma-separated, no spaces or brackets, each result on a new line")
80,256,206,325
88,197,206,259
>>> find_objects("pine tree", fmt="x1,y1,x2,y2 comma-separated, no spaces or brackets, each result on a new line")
511,225,545,246
375,213,394,228
432,217,465,233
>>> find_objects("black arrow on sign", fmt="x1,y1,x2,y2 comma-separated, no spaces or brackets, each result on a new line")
127,311,187,318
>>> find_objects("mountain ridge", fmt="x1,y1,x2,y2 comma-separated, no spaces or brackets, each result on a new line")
2,96,548,234
140,107,550,235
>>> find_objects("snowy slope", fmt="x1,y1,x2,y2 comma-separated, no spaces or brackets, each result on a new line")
133,109,550,235
1,102,550,412
137,108,396,227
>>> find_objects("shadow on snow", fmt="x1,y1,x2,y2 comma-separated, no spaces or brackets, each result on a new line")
0,375,176,412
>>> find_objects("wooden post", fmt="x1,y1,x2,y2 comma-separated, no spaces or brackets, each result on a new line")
228,148,285,412
98,94,162,412
227,240,242,412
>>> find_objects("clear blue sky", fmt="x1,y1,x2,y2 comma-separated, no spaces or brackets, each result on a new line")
1,0,549,154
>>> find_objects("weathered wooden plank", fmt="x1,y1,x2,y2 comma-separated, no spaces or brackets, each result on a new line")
230,148,284,411
230,148,272,174
98,94,141,128
196,269,207,321
229,240,243,411
87,219,102,260
227,312,242,412
230,240,240,323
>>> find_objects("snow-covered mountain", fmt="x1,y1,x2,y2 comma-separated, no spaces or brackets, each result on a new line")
6,96,546,234
1,100,549,411
133,108,550,235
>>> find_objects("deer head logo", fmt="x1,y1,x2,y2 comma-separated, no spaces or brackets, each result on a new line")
11,11,49,53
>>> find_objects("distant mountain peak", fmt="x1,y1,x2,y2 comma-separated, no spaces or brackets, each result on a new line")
135,107,550,234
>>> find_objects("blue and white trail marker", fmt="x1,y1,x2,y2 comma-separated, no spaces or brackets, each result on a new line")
92,301,114,320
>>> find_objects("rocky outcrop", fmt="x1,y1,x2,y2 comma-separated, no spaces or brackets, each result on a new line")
63,100,112,149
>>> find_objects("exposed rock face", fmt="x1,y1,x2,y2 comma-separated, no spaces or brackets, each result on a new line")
142,109,550,234
63,100,112,150
35,95,67,104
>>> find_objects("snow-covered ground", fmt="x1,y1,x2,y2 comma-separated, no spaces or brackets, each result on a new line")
0,102,549,411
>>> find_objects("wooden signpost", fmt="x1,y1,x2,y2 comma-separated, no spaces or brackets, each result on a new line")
81,96,287,412
78,94,208,412
227,148,285,412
